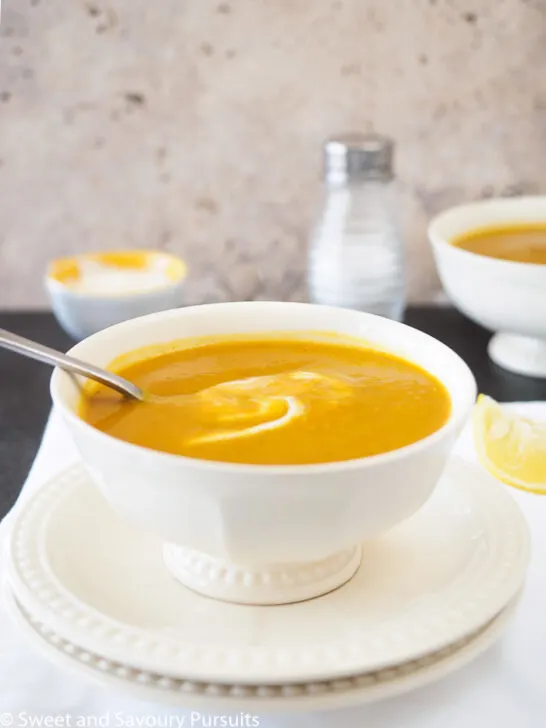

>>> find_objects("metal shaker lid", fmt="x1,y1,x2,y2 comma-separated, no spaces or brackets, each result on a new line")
324,133,394,183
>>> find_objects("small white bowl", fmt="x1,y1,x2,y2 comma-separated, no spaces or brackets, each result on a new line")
50,302,476,605
429,197,546,378
45,250,187,340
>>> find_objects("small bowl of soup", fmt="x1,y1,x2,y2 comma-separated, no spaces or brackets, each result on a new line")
45,250,187,340
429,196,546,378
51,302,476,605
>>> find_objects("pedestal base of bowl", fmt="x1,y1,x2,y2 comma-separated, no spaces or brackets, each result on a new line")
162,543,362,605
488,333,546,378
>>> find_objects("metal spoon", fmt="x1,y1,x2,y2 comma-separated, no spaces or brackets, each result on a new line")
0,328,144,400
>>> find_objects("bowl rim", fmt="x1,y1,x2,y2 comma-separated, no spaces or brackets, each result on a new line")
44,249,187,300
50,302,478,476
428,196,546,272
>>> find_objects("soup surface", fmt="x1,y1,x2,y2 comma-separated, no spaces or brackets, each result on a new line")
79,335,451,465
452,224,546,263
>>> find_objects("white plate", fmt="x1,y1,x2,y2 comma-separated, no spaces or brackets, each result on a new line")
2,582,522,713
4,456,530,684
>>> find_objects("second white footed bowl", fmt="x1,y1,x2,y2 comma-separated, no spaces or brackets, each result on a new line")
429,197,546,378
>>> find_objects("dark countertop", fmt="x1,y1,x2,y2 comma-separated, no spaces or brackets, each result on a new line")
2,307,546,519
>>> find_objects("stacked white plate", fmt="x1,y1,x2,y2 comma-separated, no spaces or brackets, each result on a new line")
2,455,530,713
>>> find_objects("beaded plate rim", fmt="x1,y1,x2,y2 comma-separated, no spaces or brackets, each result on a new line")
4,457,530,683
2,582,521,713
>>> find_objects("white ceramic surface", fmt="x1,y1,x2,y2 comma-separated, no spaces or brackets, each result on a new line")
2,583,521,713
429,196,546,377
162,543,363,606
45,251,187,340
50,302,476,605
4,455,529,684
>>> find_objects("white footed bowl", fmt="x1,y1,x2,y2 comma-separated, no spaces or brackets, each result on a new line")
429,197,546,378
51,302,476,605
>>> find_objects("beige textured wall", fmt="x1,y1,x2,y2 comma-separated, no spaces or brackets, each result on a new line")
1,0,546,308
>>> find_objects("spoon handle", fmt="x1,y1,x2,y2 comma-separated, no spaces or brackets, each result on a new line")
0,328,143,400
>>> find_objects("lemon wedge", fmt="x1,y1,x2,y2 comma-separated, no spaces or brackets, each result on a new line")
474,394,546,494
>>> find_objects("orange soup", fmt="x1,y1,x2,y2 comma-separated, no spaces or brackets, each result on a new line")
452,223,546,263
79,336,451,465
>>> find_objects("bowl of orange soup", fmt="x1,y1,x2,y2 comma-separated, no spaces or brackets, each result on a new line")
429,196,546,377
46,250,187,340
50,302,476,605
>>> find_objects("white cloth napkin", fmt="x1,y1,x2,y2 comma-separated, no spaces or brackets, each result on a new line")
1,405,546,727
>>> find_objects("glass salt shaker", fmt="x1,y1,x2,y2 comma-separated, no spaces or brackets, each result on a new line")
308,133,406,320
